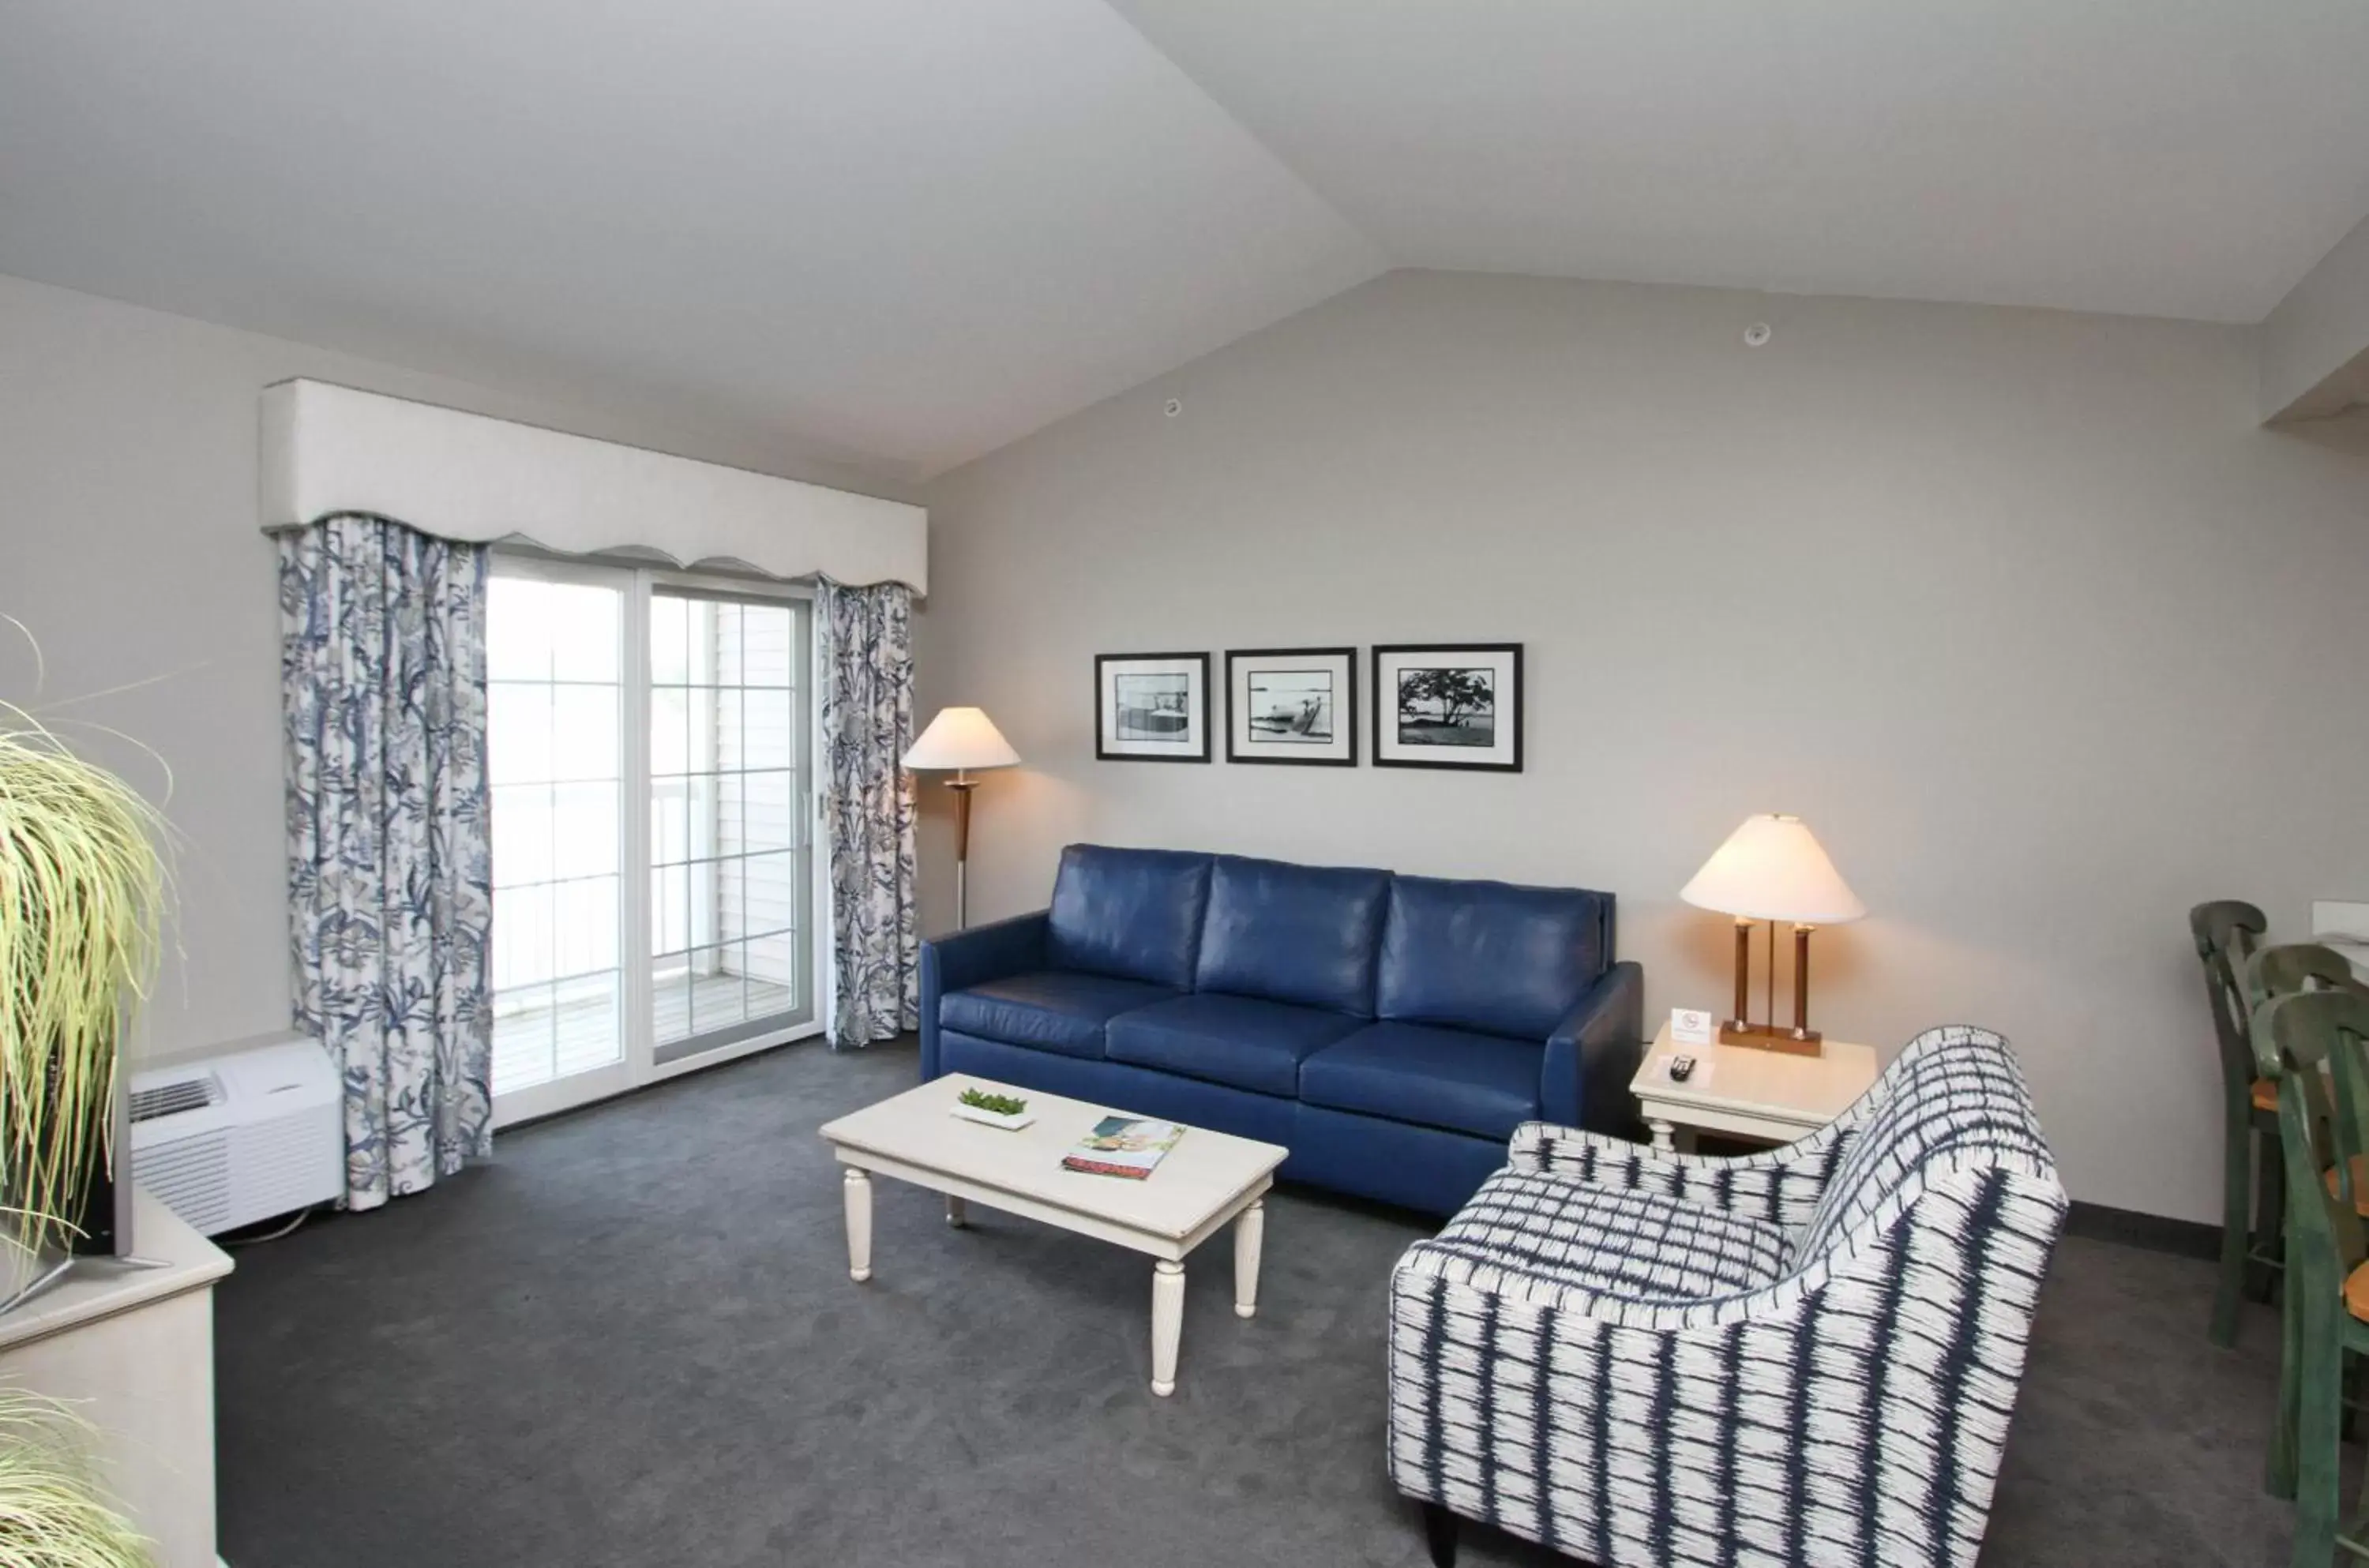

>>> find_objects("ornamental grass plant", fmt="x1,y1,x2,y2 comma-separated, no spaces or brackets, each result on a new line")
0,702,163,1259
0,1390,152,1568
0,628,172,1565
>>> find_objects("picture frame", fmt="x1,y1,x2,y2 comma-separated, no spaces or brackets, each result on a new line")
1371,643,1523,772
1224,647,1357,767
1094,652,1211,763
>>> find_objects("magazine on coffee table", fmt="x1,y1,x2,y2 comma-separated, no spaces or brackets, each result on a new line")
1061,1116,1186,1180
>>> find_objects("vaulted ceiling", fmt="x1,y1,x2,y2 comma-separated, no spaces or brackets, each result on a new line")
3,1,2365,481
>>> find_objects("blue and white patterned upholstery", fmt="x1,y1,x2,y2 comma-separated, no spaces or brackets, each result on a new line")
1389,1025,2067,1568
1423,1172,1789,1304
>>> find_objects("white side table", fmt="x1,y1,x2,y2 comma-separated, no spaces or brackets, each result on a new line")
1631,1022,1879,1152
0,1188,233,1567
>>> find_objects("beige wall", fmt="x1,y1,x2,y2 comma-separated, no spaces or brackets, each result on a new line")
918,268,2369,1225
2262,211,2369,422
0,272,908,1063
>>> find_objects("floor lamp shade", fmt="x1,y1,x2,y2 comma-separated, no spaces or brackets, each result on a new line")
1680,814,1864,1052
901,707,1018,929
901,707,1019,774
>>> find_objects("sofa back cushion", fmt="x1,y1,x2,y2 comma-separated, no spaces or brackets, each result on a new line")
1195,855,1392,1015
1376,874,1610,1040
1046,844,1213,988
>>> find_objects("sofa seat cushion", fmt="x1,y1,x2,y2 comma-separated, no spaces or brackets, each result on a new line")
1299,1022,1542,1141
937,971,1178,1060
1425,1168,1789,1304
1106,993,1364,1097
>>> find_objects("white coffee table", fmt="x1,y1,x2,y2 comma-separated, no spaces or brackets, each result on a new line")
818,1075,1287,1397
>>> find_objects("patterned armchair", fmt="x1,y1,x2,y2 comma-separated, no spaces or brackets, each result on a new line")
1387,1025,2067,1568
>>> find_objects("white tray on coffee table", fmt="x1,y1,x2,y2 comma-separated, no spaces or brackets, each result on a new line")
819,1075,1286,1397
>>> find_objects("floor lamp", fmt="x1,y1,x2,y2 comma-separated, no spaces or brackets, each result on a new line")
901,707,1019,929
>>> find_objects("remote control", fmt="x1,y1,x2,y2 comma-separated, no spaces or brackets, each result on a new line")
1669,1055,1696,1082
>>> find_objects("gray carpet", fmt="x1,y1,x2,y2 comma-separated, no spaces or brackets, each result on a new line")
216,1039,2294,1566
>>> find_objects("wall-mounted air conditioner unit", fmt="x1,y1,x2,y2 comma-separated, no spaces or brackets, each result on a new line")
128,1034,341,1236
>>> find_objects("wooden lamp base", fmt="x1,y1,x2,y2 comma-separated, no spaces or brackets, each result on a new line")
1721,918,1828,1057
1718,1022,1824,1056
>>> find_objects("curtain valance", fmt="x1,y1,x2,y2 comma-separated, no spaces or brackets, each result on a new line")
258,379,928,592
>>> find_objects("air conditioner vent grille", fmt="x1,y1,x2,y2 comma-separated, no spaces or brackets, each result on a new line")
137,1134,233,1234
130,1075,223,1123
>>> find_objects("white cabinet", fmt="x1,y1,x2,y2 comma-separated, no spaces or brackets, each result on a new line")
0,1190,233,1567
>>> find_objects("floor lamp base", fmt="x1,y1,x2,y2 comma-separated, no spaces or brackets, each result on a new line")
948,778,978,930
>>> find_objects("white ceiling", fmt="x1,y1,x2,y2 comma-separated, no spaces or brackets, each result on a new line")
0,0,1383,480
2,2,2366,481
1109,0,2369,324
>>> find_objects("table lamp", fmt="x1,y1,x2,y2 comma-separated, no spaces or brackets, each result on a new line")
1680,813,1866,1055
901,707,1019,928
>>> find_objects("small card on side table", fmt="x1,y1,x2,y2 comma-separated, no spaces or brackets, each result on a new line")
1669,1007,1716,1047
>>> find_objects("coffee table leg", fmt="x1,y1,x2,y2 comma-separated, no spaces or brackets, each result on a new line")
1234,1200,1263,1319
1151,1260,1184,1397
945,1194,967,1228
843,1168,873,1283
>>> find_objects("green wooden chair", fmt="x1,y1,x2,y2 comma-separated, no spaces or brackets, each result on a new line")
2194,900,2278,1345
2261,985,2369,1566
2253,944,2369,1502
2258,943,2365,1009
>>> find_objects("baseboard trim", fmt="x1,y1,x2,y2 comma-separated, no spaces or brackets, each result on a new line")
2064,1199,2218,1261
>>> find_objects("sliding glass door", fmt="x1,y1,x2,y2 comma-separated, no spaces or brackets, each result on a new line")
489,558,816,1126
648,590,814,1063
488,567,629,1117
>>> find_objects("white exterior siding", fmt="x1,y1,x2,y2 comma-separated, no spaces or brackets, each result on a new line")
716,603,802,992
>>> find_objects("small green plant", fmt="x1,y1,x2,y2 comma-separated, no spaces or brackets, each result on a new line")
957,1087,1027,1116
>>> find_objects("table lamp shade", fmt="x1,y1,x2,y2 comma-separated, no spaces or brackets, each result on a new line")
901,707,1019,772
1680,814,1865,926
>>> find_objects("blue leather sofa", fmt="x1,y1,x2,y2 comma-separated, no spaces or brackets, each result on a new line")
919,844,1644,1215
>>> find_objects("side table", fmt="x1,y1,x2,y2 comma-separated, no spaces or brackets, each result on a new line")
1631,1022,1879,1152
0,1187,234,1566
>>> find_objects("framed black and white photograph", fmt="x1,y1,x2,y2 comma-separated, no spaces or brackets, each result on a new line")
1225,647,1357,766
1371,643,1523,772
1095,652,1211,762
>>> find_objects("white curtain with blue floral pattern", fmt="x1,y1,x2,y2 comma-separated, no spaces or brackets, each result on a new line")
280,513,494,1211
817,577,918,1048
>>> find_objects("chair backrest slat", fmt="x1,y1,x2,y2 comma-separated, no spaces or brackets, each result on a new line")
2191,900,2268,1082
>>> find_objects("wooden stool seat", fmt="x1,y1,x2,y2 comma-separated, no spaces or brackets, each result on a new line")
2254,1076,2281,1113
2325,1156,2369,1218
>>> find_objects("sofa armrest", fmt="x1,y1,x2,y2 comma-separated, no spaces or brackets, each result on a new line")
918,910,1049,1079
1539,961,1643,1133
926,910,1049,992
